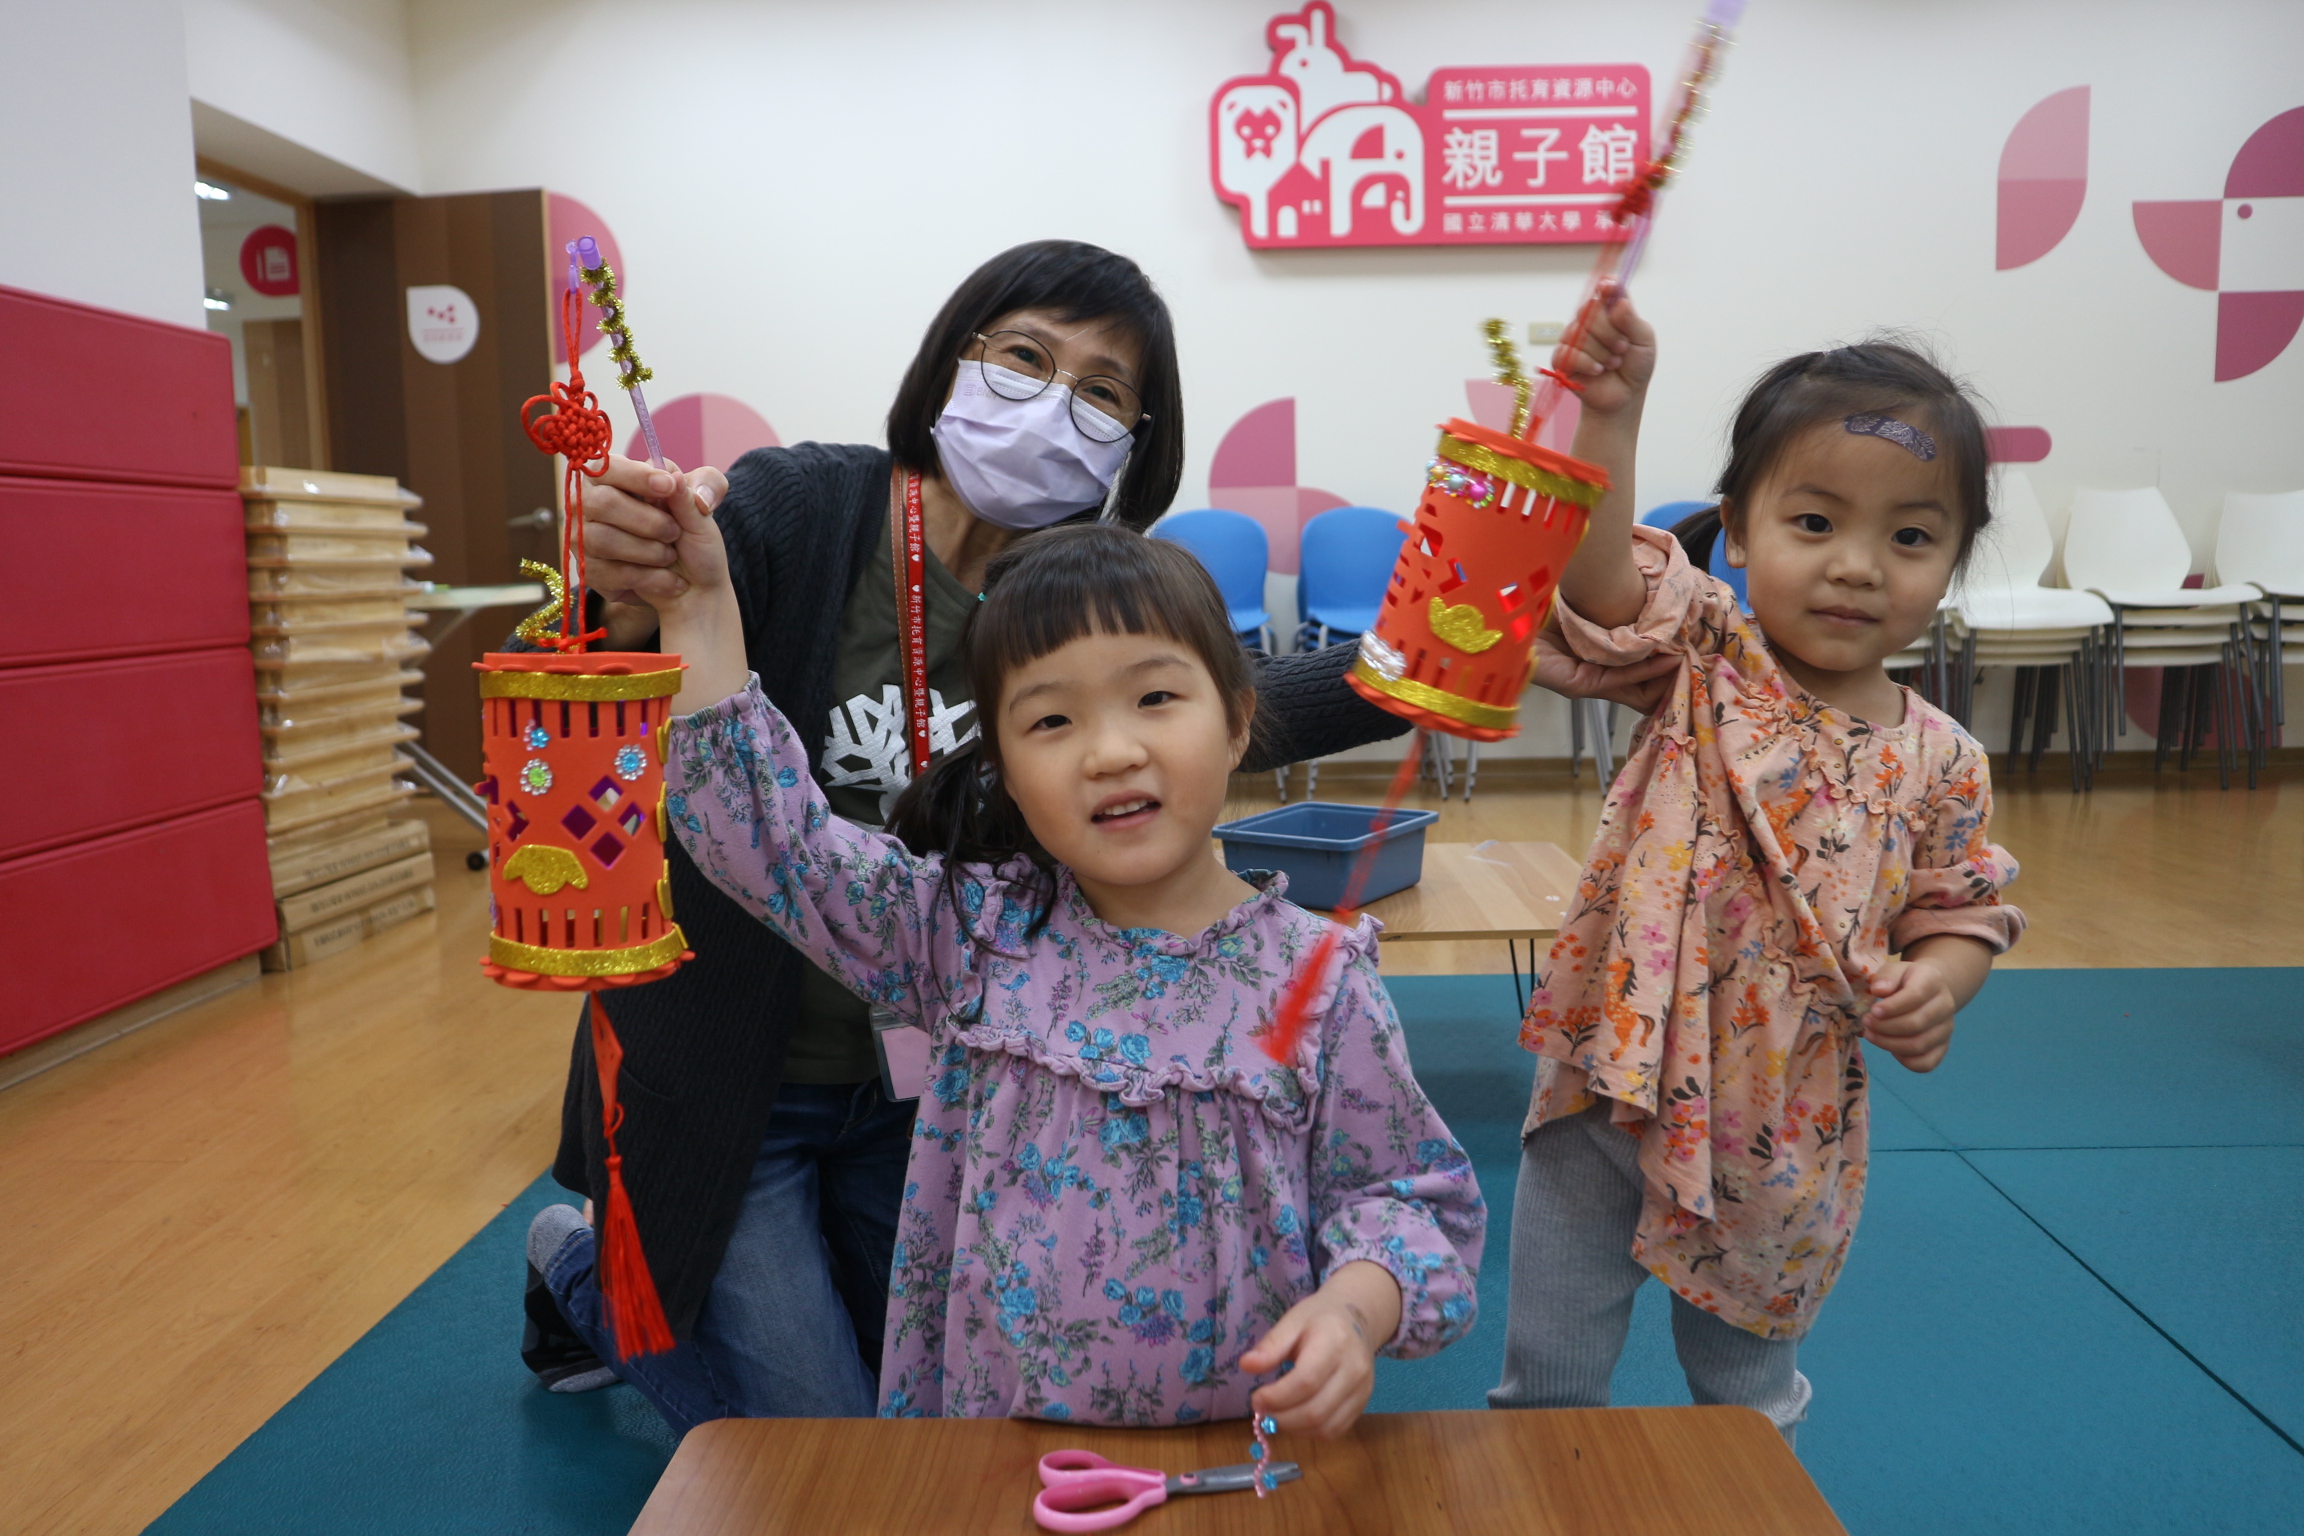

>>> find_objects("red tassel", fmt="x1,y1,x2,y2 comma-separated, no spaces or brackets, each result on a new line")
1259,744,1426,1064
1261,927,1338,1065
589,995,675,1358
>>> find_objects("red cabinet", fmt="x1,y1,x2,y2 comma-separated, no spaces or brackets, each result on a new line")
0,285,269,1055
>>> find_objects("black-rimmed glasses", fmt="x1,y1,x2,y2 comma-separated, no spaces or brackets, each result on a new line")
969,331,1145,445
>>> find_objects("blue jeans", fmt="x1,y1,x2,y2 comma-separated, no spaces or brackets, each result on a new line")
542,1080,914,1435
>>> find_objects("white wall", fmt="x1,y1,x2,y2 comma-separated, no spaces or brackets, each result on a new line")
184,0,421,194
394,0,2303,755
0,0,204,326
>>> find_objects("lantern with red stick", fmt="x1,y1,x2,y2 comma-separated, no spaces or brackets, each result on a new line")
1261,0,1745,1067
473,257,688,1358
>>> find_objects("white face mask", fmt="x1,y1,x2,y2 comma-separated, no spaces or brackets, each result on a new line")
930,363,1135,530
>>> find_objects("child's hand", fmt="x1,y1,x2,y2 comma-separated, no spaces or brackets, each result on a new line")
580,456,731,642
1863,956,1958,1072
1240,1260,1400,1440
1553,284,1655,422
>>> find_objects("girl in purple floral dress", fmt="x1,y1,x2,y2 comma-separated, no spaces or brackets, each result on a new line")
650,519,1484,1434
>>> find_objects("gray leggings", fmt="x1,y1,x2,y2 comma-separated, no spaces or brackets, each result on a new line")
1488,1102,1812,1446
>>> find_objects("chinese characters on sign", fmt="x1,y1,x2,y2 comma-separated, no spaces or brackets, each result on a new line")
1210,3,1651,249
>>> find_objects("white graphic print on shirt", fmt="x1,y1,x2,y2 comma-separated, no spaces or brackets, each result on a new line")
822,684,979,816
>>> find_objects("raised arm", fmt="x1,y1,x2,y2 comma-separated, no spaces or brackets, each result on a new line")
663,679,956,1026
653,478,952,1022
1553,287,1657,630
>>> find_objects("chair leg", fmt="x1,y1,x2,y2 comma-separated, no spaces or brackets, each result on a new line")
1274,764,1288,802
2009,666,2033,764
2030,666,2058,771
2154,664,2178,772
1463,740,1478,802
2073,658,2092,792
1569,694,1586,783
1592,702,1616,787
2111,612,2128,740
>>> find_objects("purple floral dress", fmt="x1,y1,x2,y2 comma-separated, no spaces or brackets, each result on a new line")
665,679,1485,1425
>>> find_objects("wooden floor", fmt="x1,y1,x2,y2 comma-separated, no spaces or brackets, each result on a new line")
5,758,2300,1534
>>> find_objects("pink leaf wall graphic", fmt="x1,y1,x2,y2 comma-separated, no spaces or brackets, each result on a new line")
1207,398,1345,574
1996,87,2089,270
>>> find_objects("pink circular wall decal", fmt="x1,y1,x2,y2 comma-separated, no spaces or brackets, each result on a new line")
626,393,782,473
239,225,300,297
547,192,625,366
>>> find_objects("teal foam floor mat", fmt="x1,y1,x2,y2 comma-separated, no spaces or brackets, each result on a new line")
147,969,2304,1534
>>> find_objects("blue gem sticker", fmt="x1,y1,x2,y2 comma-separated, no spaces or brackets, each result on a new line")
613,743,647,782
520,758,553,795
524,723,550,749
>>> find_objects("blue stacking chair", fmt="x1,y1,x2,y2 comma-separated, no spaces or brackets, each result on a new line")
1641,499,1745,609
1292,506,1406,794
1151,509,1273,651
1294,506,1405,653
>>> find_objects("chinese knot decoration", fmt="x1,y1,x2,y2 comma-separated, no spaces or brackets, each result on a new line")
474,255,691,1358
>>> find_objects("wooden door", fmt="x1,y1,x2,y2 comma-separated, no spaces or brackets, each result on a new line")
313,191,560,783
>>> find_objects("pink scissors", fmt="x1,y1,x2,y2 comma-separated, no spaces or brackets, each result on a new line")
1032,1449,1302,1531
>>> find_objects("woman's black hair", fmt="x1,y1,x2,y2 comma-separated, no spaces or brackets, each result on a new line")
1705,336,1994,571
885,526,1257,936
885,240,1184,532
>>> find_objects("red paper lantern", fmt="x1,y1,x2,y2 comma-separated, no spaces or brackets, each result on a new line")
1346,417,1608,740
475,650,690,988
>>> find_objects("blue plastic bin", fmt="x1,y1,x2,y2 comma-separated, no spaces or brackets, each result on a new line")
1212,801,1440,910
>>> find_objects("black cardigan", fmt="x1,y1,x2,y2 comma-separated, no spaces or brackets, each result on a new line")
531,442,1411,1336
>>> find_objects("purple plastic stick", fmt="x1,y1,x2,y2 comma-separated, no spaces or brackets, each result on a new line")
570,237,665,470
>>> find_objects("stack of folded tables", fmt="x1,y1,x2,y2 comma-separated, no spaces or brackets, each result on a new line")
243,465,439,970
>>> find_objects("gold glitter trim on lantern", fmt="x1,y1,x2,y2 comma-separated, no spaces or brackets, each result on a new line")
655,788,668,843
657,870,676,922
501,843,589,896
655,719,671,762
479,667,685,702
1429,598,1504,654
513,560,567,645
1349,658,1521,732
487,926,689,978
1436,434,1608,509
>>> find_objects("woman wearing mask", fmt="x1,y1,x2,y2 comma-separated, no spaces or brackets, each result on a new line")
518,240,1668,1433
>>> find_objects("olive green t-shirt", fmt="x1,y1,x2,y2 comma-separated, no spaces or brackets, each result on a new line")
783,505,979,1083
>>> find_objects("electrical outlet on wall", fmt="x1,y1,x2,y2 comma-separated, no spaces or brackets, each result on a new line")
1528,321,1565,345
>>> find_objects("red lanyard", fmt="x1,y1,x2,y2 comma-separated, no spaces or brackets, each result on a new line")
894,470,932,779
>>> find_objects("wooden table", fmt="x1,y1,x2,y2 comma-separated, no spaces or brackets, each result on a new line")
1339,840,1581,945
628,1408,1846,1535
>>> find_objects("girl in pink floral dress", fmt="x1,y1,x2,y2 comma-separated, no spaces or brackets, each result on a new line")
1492,293,2024,1444
650,521,1484,1434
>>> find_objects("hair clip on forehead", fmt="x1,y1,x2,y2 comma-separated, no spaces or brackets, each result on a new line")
1844,412,1937,461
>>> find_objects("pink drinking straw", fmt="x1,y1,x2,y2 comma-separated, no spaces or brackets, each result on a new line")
571,236,665,470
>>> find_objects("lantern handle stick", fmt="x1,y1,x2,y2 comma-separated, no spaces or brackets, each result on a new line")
572,237,666,471
1522,0,1746,441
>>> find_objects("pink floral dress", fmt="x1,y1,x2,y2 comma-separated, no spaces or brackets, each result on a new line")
1523,527,2023,1339
666,679,1485,1424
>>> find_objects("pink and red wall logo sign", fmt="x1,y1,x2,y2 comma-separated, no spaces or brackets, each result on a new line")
1998,92,2304,381
1210,3,1649,249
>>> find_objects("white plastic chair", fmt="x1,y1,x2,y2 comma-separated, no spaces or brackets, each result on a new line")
1951,470,2114,787
2214,489,2304,740
2060,486,2262,782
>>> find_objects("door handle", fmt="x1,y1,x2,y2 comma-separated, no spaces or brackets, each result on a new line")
509,507,556,531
